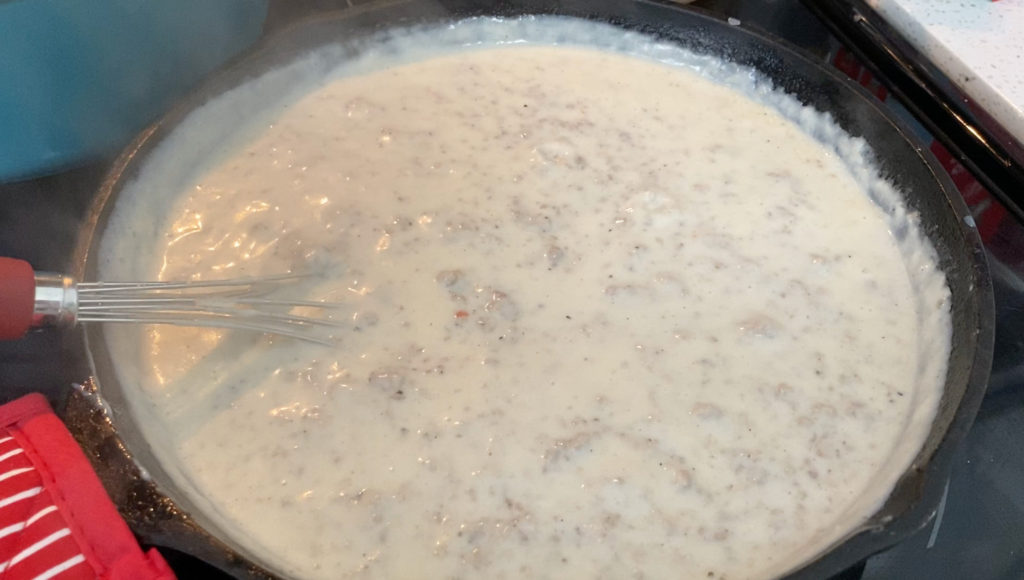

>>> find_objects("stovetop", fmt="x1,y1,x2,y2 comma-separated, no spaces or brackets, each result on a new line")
0,1,1021,578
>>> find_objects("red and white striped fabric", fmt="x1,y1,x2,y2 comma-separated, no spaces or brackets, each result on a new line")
0,394,173,580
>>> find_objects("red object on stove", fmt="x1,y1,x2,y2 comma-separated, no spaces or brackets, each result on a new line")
0,394,174,580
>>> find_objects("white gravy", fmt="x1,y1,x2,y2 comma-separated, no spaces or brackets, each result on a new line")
98,17,952,580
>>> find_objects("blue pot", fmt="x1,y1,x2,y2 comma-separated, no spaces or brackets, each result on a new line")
0,0,267,182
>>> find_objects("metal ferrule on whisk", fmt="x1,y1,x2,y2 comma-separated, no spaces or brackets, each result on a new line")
31,272,78,329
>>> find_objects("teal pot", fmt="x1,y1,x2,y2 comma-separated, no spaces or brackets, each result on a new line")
0,0,267,182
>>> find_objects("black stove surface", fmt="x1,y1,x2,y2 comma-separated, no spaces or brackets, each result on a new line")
0,1,1021,578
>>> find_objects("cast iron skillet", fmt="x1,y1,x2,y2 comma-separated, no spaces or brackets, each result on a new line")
67,1,995,578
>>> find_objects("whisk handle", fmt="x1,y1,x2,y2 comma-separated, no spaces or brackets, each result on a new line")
0,258,35,340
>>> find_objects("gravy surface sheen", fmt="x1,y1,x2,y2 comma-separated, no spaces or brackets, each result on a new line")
99,17,952,580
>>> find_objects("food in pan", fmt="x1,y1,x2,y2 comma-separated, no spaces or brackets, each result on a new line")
98,17,952,579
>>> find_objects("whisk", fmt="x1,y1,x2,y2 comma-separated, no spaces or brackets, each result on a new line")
0,257,340,345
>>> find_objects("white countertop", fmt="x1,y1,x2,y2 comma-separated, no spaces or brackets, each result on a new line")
867,0,1024,150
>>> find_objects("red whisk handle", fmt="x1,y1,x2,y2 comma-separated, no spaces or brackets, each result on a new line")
0,257,36,340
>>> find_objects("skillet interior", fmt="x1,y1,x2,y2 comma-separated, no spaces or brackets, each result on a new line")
70,1,994,578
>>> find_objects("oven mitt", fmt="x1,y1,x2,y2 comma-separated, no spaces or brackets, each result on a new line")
0,393,174,580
